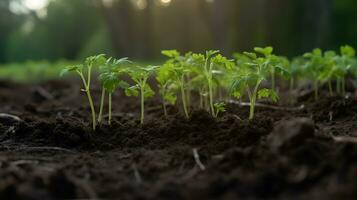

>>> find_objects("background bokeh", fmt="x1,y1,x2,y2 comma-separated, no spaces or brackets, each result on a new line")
0,0,357,63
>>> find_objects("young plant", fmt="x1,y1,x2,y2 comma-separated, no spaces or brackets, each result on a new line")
156,62,178,117
318,50,338,96
303,48,325,100
125,65,158,124
60,54,106,130
213,102,226,117
190,50,234,117
161,50,191,119
337,45,356,95
231,50,279,120
254,47,290,92
98,57,131,125
288,57,305,92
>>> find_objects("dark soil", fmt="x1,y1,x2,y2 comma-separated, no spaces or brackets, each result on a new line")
1,79,357,200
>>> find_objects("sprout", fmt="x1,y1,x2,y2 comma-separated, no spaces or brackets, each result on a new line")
190,50,234,117
231,49,279,120
60,54,106,130
161,50,192,119
98,57,131,125
125,65,158,124
156,62,178,118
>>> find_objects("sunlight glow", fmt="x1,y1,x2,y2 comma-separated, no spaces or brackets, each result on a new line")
160,0,171,6
23,0,48,11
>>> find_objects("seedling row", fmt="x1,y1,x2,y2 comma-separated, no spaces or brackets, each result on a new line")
61,46,356,130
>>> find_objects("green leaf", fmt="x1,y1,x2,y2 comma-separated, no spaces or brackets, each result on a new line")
163,92,177,105
162,50,180,58
125,85,140,97
60,65,82,76
85,54,107,67
214,102,226,114
258,88,279,102
341,45,355,57
254,46,273,56
232,91,242,99
143,84,155,99
206,50,220,58
243,52,257,59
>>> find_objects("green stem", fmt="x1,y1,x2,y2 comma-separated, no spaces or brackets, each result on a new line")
336,79,341,94
199,93,203,109
162,100,167,118
140,83,145,124
162,88,167,118
290,78,294,92
248,82,261,120
78,71,96,131
180,81,189,119
208,80,215,117
86,90,96,130
108,93,112,126
98,87,105,124
342,78,346,96
249,96,256,120
271,70,276,92
328,80,333,96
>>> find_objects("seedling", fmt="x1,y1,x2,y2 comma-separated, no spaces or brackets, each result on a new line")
231,50,279,120
213,102,226,117
98,57,131,125
338,45,355,95
190,50,234,117
161,50,191,119
254,47,290,92
303,48,325,100
60,54,106,130
156,62,178,117
125,65,158,124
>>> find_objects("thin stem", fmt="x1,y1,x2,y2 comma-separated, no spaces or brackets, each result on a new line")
140,81,146,124
336,79,341,94
271,70,276,92
186,75,191,108
108,93,112,125
290,78,294,92
208,79,215,117
180,80,189,119
162,100,167,118
161,88,168,118
199,93,203,109
328,80,333,96
98,87,106,124
248,81,261,120
78,71,96,131
342,78,346,96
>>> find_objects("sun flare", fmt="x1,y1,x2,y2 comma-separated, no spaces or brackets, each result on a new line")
23,0,48,11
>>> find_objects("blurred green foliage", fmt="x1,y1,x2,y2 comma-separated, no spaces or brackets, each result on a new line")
0,0,357,64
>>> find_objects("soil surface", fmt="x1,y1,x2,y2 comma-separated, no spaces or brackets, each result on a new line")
1,79,357,200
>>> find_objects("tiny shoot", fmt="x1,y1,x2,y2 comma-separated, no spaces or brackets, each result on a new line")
125,65,158,124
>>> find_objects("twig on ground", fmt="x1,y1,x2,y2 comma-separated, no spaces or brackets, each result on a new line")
331,135,357,144
34,86,54,100
0,113,23,122
132,164,142,184
226,100,305,111
10,160,40,166
103,112,135,118
192,148,206,171
5,146,76,154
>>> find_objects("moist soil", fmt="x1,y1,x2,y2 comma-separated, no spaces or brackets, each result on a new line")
1,79,357,200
